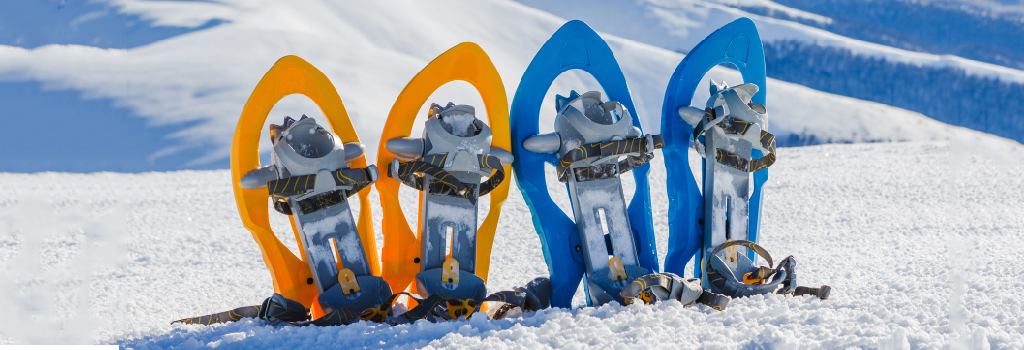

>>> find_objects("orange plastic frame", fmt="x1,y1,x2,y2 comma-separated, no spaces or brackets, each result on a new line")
376,42,511,294
231,56,379,317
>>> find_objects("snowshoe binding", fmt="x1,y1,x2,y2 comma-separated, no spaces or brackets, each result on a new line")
704,240,830,300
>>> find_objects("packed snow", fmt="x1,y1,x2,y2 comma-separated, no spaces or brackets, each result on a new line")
1,137,1022,348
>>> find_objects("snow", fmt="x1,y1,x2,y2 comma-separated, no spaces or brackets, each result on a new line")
2,0,1023,348
1,137,1022,348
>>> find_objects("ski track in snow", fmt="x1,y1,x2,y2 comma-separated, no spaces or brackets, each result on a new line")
1,141,1022,348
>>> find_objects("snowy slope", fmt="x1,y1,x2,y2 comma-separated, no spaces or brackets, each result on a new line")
514,0,1024,83
2,138,1023,348
0,0,992,171
512,0,1024,147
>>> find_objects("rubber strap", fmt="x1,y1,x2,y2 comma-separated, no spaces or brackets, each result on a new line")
555,135,665,183
692,107,777,173
387,154,506,205
267,166,379,198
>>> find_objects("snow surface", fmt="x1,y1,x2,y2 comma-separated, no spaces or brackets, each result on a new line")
2,139,1022,348
0,0,995,170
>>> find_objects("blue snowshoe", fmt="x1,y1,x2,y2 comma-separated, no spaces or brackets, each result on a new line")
661,18,829,300
510,20,663,308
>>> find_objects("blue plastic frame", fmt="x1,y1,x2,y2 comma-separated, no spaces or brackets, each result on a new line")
660,18,768,278
510,20,659,308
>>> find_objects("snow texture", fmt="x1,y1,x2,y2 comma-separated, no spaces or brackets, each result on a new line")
1,140,1022,348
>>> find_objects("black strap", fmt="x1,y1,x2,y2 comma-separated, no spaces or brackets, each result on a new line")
555,135,664,183
171,293,310,326
387,154,506,205
692,107,777,173
171,305,261,325
267,166,378,198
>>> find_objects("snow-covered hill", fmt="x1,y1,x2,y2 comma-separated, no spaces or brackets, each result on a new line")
513,0,1024,146
2,0,1013,172
1,141,1022,348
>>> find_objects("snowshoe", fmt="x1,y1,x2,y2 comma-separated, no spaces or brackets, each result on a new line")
659,18,770,279
239,114,391,314
375,43,513,308
522,90,663,306
510,20,661,308
383,102,512,303
229,55,386,318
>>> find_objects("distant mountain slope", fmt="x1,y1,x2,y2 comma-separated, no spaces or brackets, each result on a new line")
762,0,1024,70
513,0,1024,147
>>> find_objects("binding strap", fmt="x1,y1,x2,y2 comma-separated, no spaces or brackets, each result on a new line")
171,293,310,326
171,305,261,326
692,107,777,173
267,165,379,198
387,154,505,205
620,273,730,310
556,135,664,183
